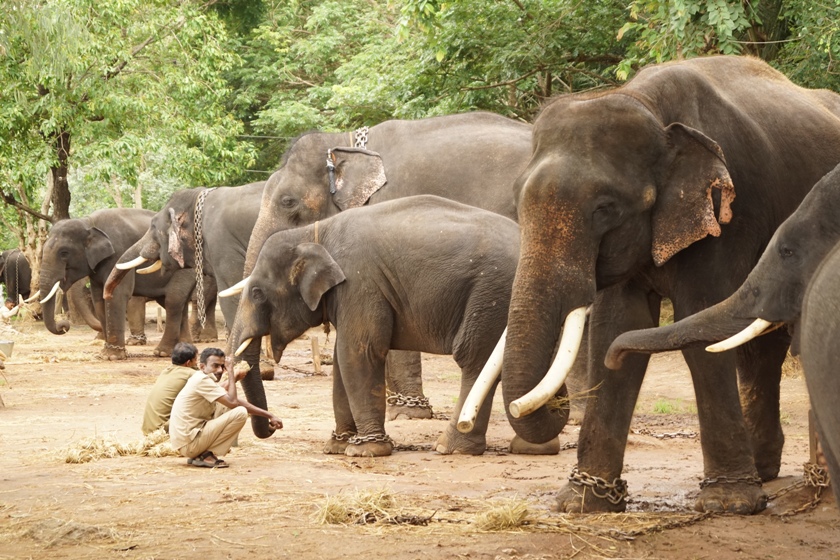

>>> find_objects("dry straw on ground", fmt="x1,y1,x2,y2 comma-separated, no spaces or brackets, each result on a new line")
60,429,178,463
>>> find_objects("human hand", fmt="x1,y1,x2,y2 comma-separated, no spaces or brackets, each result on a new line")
268,415,283,430
233,361,250,381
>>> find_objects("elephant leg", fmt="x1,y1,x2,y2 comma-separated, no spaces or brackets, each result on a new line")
683,345,767,514
155,270,194,357
385,350,432,420
324,348,358,454
101,280,131,361
125,296,147,345
434,365,496,455
556,282,655,513
735,329,788,481
337,336,393,458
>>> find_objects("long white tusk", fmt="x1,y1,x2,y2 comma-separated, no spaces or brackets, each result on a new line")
39,281,61,304
219,277,249,298
457,328,507,433
24,292,41,303
234,337,253,357
706,318,773,353
136,260,162,275
116,256,149,270
509,306,587,419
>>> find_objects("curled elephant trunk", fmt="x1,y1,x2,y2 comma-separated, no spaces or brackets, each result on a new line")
227,308,274,439
40,281,70,335
605,296,755,369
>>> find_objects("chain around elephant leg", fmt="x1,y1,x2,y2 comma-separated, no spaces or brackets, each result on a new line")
102,342,127,361
324,430,355,455
696,473,766,514
386,391,433,420
344,433,394,457
555,467,629,513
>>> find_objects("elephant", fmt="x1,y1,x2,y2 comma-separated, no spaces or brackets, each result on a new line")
604,162,840,508
227,195,550,456
799,240,840,507
229,111,531,434
0,249,32,302
39,208,215,359
480,55,840,515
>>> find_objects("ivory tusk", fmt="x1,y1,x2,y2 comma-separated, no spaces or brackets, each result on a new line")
509,306,587,419
136,260,162,275
219,277,249,298
457,328,507,433
40,281,61,304
115,256,149,270
234,337,253,357
24,292,41,303
706,318,773,353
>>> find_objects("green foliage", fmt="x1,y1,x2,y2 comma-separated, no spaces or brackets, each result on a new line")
775,1,840,90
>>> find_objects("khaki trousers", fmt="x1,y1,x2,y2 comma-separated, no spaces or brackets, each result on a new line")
179,406,248,459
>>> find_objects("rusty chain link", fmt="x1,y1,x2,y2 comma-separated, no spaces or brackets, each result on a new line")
353,126,369,148
386,390,431,410
632,427,697,439
568,467,629,506
769,462,830,517
699,473,763,489
193,187,216,329
347,433,394,446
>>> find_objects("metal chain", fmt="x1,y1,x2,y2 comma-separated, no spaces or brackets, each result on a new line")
386,390,431,409
632,427,697,439
14,250,21,303
127,334,147,344
331,431,356,442
568,467,629,506
193,188,216,329
353,126,370,148
699,474,763,489
769,462,830,517
347,433,394,446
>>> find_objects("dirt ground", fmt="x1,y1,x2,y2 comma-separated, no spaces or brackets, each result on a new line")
0,306,838,560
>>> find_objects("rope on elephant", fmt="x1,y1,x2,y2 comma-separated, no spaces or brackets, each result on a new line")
769,462,830,517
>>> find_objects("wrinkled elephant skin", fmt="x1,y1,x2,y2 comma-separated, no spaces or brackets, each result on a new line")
503,55,840,514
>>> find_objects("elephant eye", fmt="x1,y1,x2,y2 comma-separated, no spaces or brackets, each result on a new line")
779,245,795,259
250,286,266,304
58,250,70,259
280,196,297,209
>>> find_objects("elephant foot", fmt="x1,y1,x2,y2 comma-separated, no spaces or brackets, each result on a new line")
554,469,628,513
102,345,127,361
509,435,561,455
153,346,173,358
344,434,394,457
755,459,781,482
386,404,433,421
324,439,350,455
126,334,147,346
695,477,767,514
93,332,106,341
434,425,486,455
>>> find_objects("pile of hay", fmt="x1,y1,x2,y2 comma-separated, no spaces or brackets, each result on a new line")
22,518,122,547
60,429,178,463
313,487,397,525
473,499,529,531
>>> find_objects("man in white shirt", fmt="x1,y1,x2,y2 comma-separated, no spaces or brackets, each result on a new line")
169,347,282,468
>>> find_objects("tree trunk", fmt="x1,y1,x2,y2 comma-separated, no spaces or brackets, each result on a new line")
50,130,71,221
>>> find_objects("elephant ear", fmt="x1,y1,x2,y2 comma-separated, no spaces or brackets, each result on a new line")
652,123,736,266
168,207,187,268
290,243,346,311
329,147,387,211
85,227,116,270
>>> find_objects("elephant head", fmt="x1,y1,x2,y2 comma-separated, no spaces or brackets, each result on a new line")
501,93,735,444
243,133,385,275
104,189,201,298
227,235,345,438
606,163,840,367
40,219,116,334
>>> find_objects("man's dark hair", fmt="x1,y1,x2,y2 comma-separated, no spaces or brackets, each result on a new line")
171,342,198,365
200,347,225,365
4,299,13,306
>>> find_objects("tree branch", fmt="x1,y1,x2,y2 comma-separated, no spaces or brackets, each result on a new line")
0,191,54,223
461,69,542,91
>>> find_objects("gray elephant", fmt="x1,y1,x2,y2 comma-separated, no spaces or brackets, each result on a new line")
228,196,542,456
0,249,32,302
482,55,840,515
800,240,840,507
39,209,214,359
231,111,531,432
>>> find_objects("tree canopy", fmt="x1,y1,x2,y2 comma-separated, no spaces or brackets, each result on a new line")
1,0,838,256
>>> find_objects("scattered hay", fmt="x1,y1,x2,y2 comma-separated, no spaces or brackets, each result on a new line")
313,487,397,525
782,350,803,379
547,383,601,412
473,499,529,531
60,429,178,463
22,518,122,547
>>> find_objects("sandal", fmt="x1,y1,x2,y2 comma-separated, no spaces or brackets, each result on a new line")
188,451,228,468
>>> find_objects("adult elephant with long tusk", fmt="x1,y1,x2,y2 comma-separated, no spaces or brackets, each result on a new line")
231,111,534,431
498,55,840,515
39,209,209,359
606,162,840,477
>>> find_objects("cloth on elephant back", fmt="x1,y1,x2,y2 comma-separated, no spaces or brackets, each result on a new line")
141,364,196,435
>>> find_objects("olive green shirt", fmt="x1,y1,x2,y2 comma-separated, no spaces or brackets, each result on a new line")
141,364,197,435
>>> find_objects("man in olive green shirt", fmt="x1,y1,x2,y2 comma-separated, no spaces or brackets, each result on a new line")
141,342,199,435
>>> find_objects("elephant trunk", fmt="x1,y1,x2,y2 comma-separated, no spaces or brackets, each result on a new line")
105,236,161,300
66,281,102,332
39,270,70,335
605,293,754,369
226,306,275,439
501,245,591,444
243,212,281,277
